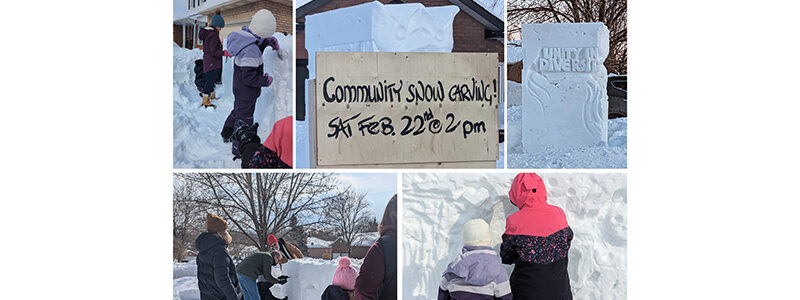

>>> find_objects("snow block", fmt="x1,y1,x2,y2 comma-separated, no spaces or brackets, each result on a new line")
521,23,610,151
304,1,458,78
402,173,627,300
269,258,362,300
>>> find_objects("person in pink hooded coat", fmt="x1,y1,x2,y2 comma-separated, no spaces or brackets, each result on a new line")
500,173,573,300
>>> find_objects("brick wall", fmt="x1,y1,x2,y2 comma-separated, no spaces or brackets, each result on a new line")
208,0,293,35
296,0,503,61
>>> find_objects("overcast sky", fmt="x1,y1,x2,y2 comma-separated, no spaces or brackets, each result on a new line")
334,173,397,219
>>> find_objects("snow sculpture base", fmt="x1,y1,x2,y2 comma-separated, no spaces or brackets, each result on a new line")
521,23,610,152
304,1,458,78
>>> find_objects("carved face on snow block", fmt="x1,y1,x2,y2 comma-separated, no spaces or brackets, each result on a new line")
521,23,610,152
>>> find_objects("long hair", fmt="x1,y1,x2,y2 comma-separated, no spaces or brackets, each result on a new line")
378,194,397,233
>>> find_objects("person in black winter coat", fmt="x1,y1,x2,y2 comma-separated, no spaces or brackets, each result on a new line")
196,213,242,300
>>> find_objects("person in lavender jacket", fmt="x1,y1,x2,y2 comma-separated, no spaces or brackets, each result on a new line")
438,219,512,300
221,9,280,154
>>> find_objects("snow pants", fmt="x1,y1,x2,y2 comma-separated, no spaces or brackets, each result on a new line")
238,272,261,300
203,68,222,95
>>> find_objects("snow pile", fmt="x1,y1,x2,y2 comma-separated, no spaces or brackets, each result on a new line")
403,173,626,300
174,258,200,300
270,258,363,300
307,237,333,248
173,257,363,300
172,33,293,168
508,102,626,168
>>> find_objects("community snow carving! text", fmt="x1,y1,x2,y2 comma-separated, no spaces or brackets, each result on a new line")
312,52,499,168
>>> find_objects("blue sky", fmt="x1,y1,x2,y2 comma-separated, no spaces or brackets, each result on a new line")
334,173,397,219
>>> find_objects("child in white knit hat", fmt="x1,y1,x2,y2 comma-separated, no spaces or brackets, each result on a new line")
438,219,512,300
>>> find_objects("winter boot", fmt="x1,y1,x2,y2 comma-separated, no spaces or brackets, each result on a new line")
231,121,260,146
210,91,217,100
201,94,216,108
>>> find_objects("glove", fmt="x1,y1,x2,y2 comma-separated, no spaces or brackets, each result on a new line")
223,50,233,58
265,36,280,51
277,278,287,285
264,73,274,87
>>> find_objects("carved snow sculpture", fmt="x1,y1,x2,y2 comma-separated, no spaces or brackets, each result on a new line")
521,23,610,151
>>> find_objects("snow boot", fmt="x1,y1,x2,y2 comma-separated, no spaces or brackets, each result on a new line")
210,91,217,100
231,121,260,146
201,94,216,108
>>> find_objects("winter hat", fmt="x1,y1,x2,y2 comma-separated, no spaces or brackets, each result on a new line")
332,257,359,290
249,9,276,38
206,213,228,233
267,234,278,246
462,219,491,247
210,14,225,28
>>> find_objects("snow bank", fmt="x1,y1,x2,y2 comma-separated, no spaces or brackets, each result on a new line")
174,258,200,300
173,257,362,300
270,258,363,300
403,173,626,300
173,33,293,168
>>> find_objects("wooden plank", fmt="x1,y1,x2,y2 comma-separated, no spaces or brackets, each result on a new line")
307,79,317,168
314,52,499,167
317,160,496,169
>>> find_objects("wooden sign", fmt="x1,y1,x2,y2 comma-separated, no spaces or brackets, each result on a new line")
312,52,499,168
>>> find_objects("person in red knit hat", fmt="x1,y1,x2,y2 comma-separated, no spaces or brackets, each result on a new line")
267,234,304,264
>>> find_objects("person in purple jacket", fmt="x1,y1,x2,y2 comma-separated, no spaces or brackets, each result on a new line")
438,219,512,300
220,9,280,154
197,12,230,108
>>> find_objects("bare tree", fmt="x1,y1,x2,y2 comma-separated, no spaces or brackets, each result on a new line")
508,0,627,74
173,177,208,260
322,190,374,256
178,173,339,251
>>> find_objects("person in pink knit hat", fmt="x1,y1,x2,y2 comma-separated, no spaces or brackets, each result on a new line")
321,257,359,300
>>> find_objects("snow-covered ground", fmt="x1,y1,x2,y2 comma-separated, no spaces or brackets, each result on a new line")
507,99,627,168
403,173,627,300
173,257,362,300
172,33,293,168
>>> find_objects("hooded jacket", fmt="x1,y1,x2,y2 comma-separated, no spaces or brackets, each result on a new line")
226,26,271,102
354,226,397,300
263,116,293,167
438,246,512,300
195,232,242,300
500,173,573,300
198,28,224,72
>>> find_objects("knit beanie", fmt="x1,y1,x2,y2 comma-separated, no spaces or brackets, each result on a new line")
267,234,278,246
210,14,225,28
462,219,491,247
206,213,228,233
249,9,276,38
332,257,359,290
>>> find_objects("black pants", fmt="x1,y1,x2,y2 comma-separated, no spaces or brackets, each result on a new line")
203,68,222,95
